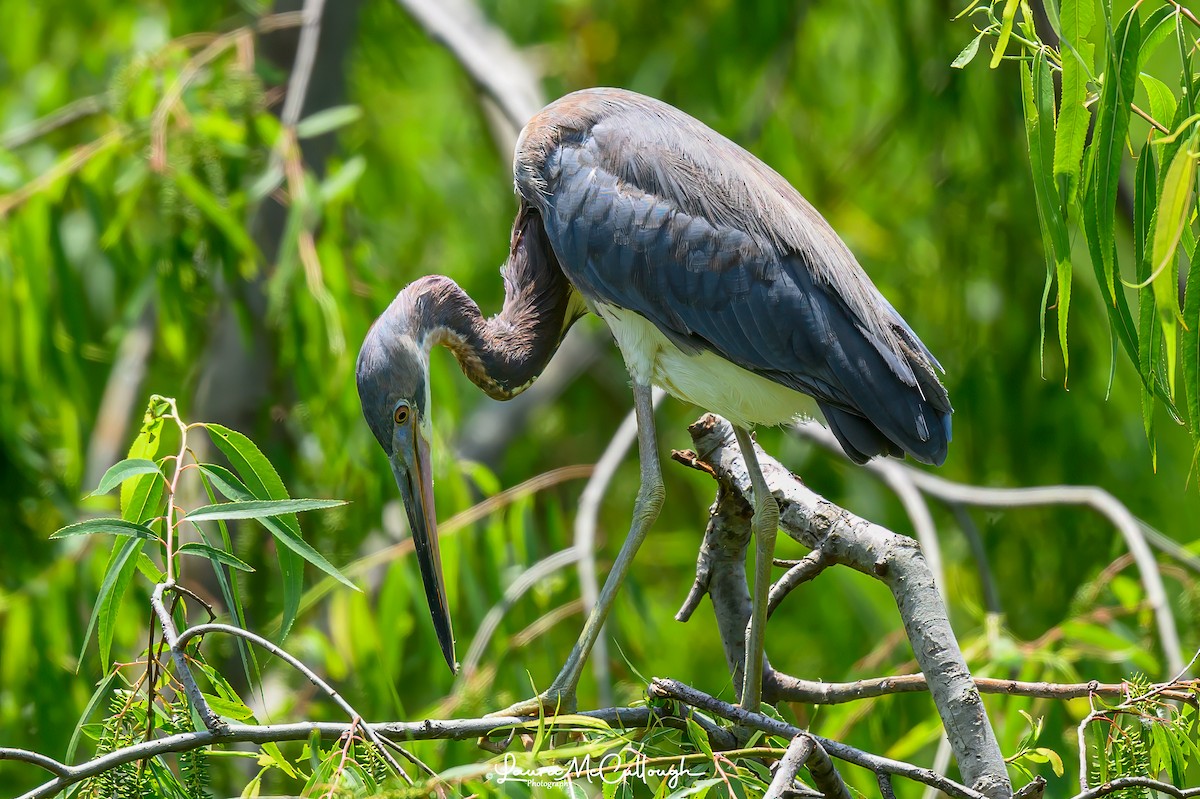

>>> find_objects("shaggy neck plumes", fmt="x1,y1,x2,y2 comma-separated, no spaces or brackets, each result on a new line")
399,204,582,401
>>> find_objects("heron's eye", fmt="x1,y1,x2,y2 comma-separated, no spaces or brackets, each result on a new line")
393,404,410,425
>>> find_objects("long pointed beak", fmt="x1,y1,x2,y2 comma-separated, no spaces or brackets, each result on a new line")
390,432,457,673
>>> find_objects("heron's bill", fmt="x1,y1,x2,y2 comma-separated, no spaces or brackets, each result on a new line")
390,434,457,673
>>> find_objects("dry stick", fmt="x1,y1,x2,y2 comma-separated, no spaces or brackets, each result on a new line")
574,388,666,706
174,623,412,783
13,708,676,799
649,677,988,799
764,733,853,799
278,0,327,129
671,463,763,699
690,415,1011,799
793,420,1185,676
763,734,814,799
766,550,828,618
1072,776,1200,799
767,671,1195,705
149,584,225,733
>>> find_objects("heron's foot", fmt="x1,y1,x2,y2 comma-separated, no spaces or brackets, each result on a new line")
486,685,577,718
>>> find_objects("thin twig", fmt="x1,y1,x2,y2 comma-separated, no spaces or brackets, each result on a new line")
1072,775,1200,799
0,749,70,778
764,734,814,799
766,550,828,618
767,671,1194,705
149,584,226,733
649,677,988,799
0,95,105,150
175,623,412,783
278,0,327,129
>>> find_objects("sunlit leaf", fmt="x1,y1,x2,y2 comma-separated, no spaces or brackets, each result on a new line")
187,498,347,521
1140,74,1177,135
178,541,254,572
88,457,162,497
51,518,158,540
206,423,309,640
295,105,362,139
990,0,1021,69
1150,127,1197,397
1053,0,1095,195
76,537,144,671
952,32,984,69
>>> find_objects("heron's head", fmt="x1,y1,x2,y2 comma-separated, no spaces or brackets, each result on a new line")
356,304,456,672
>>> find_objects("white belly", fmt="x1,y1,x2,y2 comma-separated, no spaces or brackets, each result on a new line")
595,304,816,428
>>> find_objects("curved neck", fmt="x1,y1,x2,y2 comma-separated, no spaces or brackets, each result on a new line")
405,204,582,400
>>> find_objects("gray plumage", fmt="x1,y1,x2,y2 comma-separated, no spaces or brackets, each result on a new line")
512,87,951,464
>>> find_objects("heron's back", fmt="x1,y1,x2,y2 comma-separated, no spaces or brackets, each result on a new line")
514,88,951,465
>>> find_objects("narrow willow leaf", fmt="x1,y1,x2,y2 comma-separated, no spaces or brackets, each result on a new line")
76,537,143,670
1136,142,1160,453
98,537,143,668
187,498,347,521
255,514,357,590
1137,4,1179,71
295,105,362,139
1091,7,1142,300
1022,52,1073,373
89,458,162,497
206,423,316,639
121,396,168,518
65,670,120,761
1151,130,1198,397
1140,74,1178,134
173,171,257,257
1053,0,1096,195
990,0,1021,68
178,542,255,572
952,32,984,69
197,463,255,501
51,518,158,540
319,155,366,204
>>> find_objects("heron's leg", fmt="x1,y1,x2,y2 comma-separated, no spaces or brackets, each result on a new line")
490,382,663,717
734,425,778,714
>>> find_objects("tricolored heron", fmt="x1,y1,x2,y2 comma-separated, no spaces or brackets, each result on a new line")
357,88,951,715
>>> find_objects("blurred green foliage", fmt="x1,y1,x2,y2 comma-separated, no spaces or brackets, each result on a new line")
1,0,1199,796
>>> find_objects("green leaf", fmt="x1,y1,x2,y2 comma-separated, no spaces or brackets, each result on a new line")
1150,129,1197,397
173,170,257,257
98,537,143,669
206,423,336,638
51,518,158,540
197,463,255,501
122,396,168,519
1137,4,1179,71
1185,231,1200,438
186,498,347,522
1135,142,1160,461
319,155,366,204
1090,7,1142,301
1053,0,1095,195
65,670,120,761
1140,74,1178,133
951,32,984,69
77,537,144,670
178,542,255,572
295,105,362,139
89,458,163,497
1022,51,1073,374
990,0,1021,68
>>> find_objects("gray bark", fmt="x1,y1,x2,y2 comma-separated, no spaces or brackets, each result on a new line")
685,414,1012,799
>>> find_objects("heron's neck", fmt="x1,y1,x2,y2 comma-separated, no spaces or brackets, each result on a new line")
405,206,582,401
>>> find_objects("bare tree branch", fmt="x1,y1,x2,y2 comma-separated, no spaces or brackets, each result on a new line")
767,672,1195,705
649,677,989,799
793,421,1184,675
764,734,814,799
689,414,1011,799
